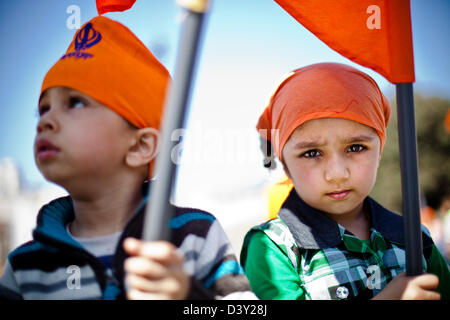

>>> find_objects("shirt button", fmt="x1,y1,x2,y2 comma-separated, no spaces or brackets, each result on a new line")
336,286,349,299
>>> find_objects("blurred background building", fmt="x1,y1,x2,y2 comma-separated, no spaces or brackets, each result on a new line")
0,158,67,275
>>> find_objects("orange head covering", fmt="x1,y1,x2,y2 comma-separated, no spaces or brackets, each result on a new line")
41,15,170,130
40,16,171,177
257,63,391,162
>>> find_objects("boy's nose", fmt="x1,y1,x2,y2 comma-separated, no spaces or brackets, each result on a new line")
36,112,59,133
324,155,350,183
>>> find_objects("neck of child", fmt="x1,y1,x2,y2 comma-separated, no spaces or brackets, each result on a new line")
325,203,371,241
67,174,144,238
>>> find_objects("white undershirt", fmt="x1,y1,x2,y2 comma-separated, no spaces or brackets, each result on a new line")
66,225,121,258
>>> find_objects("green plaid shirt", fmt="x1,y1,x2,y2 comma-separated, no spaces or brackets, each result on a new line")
241,190,450,300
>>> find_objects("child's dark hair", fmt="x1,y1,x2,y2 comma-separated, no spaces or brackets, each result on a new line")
127,120,139,130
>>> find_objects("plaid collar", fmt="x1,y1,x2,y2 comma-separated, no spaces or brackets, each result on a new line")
278,189,433,250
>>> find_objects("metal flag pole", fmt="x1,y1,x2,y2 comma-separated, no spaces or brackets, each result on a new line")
142,0,210,241
395,82,423,276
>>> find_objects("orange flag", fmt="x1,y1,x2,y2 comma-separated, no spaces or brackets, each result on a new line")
96,0,136,15
275,0,415,83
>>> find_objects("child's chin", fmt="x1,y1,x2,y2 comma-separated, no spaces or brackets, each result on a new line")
326,202,362,216
39,169,67,187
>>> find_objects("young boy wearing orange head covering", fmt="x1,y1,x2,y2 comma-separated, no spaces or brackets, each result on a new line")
0,16,253,300
241,63,450,300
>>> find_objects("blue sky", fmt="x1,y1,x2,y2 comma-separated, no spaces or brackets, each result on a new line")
0,0,449,205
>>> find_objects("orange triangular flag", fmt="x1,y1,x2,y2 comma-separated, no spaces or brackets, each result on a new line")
96,0,136,15
275,0,415,83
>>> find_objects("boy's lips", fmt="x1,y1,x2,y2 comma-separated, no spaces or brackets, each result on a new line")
36,138,60,161
326,190,351,200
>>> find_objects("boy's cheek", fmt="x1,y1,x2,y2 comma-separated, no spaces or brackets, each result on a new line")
290,165,320,187
291,169,323,198
354,159,379,180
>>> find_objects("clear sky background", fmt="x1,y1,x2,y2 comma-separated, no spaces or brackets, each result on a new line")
0,1,449,240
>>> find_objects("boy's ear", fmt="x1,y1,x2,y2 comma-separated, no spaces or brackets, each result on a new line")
126,128,159,168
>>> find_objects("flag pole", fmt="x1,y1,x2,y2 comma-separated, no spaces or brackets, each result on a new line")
141,0,210,241
395,82,423,276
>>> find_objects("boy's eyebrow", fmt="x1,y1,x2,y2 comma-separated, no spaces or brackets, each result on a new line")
293,140,325,149
342,134,377,144
39,87,75,106
293,134,376,149
39,91,48,104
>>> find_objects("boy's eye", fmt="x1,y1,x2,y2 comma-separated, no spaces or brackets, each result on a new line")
301,149,321,158
38,105,50,116
69,97,86,109
348,144,366,153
